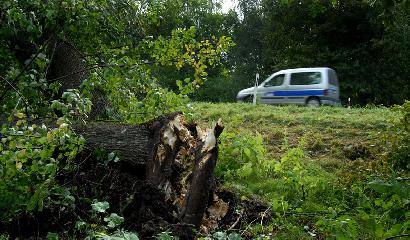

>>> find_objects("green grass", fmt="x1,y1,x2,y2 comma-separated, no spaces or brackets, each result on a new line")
188,103,408,239
190,103,395,164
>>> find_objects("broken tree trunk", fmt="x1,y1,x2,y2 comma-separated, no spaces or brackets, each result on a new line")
46,40,87,94
72,113,224,234
180,119,223,227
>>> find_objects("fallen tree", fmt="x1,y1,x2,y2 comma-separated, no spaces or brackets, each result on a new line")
1,40,270,239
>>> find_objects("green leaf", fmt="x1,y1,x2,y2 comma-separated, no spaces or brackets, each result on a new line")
272,198,280,211
75,221,87,232
213,231,227,240
108,152,120,163
46,232,59,240
108,152,115,161
227,233,243,240
386,224,404,237
243,148,251,158
104,213,124,228
91,201,109,213
15,112,25,119
27,187,42,211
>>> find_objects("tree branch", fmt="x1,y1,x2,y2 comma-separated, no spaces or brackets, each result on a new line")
0,36,54,104
0,76,30,119
385,234,410,240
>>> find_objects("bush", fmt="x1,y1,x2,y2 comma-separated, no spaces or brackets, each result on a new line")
0,115,84,221
217,131,336,211
216,131,268,180
191,76,242,103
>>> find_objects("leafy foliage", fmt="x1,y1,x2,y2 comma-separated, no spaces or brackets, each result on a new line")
74,201,130,239
0,0,409,239
0,113,84,221
0,0,233,122
0,0,233,235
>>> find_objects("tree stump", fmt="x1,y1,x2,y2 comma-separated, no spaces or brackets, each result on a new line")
72,113,224,236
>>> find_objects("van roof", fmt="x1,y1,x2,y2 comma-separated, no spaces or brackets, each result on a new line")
275,67,333,74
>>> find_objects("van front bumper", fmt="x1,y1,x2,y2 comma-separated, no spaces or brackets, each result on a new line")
236,94,252,102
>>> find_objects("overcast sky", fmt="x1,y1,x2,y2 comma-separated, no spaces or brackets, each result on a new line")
221,0,237,13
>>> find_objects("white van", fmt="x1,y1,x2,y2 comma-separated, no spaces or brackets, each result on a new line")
236,67,340,107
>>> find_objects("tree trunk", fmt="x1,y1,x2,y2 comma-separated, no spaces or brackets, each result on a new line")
181,119,223,227
72,122,152,167
71,113,224,232
47,40,109,119
46,40,87,94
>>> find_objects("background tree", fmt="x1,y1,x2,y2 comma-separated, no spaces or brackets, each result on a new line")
195,0,409,105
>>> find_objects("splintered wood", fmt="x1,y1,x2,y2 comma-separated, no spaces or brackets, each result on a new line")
146,114,224,229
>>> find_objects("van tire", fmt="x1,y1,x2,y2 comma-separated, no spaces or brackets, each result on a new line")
243,95,253,103
306,97,321,108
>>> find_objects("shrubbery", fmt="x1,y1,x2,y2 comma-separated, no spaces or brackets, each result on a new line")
191,76,241,103
0,114,84,221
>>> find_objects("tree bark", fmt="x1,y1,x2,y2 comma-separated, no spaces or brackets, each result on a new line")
47,40,110,119
72,122,152,166
46,40,87,94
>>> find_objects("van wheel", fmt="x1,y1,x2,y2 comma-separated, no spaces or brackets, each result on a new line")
243,95,253,103
306,98,320,108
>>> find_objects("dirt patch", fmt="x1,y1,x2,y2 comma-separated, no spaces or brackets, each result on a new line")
343,143,373,160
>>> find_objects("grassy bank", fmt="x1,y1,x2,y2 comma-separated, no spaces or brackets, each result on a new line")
189,103,408,239
190,103,395,179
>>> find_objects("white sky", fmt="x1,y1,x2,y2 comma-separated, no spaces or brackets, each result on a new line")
221,0,237,13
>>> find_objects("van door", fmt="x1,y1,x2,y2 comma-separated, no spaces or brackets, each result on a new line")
287,71,324,105
259,74,287,104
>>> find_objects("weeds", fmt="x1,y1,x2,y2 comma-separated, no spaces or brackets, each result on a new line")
191,102,409,239
385,101,410,171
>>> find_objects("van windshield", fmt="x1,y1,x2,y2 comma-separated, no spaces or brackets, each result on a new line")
264,74,285,87
290,72,322,85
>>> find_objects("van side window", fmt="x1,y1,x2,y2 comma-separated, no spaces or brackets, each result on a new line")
264,74,285,87
290,72,322,85
329,70,339,86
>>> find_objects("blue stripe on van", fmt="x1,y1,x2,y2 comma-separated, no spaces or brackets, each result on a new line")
266,89,325,97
